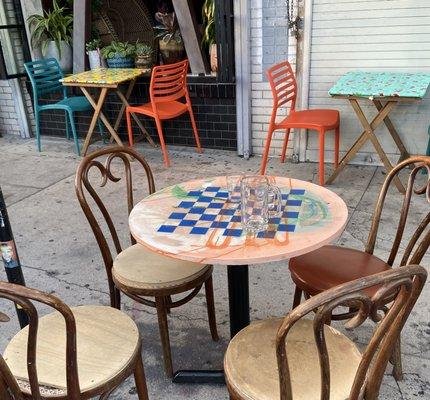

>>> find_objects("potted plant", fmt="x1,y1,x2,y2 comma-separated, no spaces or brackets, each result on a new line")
27,0,73,72
154,12,184,65
202,0,217,73
101,41,136,68
86,39,105,70
135,42,154,70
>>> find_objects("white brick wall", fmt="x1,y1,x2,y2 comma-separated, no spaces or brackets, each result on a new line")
250,0,297,157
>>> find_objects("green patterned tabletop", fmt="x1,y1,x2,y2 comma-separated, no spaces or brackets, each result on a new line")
329,71,430,99
61,68,148,86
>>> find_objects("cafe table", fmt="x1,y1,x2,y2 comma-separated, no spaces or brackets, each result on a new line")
129,175,348,383
61,68,155,155
327,71,430,193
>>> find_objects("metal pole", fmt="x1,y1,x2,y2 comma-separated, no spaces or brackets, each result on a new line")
0,186,28,328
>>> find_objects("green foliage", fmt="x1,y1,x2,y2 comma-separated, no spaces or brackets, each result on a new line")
202,0,216,46
135,42,154,57
101,41,136,59
154,12,183,45
27,0,73,58
86,39,102,52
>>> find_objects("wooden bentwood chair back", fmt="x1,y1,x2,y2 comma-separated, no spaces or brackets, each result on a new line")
276,266,427,400
365,156,430,268
75,146,155,309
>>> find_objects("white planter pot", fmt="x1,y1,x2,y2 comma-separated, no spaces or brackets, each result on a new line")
87,50,106,70
44,41,72,73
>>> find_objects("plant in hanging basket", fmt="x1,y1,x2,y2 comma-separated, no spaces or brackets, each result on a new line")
101,41,136,68
154,12,184,65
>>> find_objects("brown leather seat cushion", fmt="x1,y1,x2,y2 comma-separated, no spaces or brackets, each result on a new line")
289,245,391,296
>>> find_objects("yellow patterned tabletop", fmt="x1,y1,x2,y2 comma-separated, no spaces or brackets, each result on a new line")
61,68,149,86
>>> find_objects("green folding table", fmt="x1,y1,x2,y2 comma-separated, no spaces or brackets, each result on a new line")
327,71,430,193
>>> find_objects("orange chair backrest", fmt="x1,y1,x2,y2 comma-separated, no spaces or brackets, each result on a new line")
267,60,297,112
150,60,189,104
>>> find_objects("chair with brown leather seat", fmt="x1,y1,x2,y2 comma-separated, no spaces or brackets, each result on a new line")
289,156,430,380
0,281,149,400
75,146,218,377
224,265,427,400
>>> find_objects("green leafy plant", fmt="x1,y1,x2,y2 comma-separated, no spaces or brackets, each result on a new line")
135,42,154,57
154,12,183,44
86,38,102,52
202,0,215,46
101,41,136,59
27,0,73,57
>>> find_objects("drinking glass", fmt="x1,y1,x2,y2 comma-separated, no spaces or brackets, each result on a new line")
240,176,282,233
226,174,243,203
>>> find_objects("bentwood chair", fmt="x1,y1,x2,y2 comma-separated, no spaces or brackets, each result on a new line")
225,265,427,400
126,59,202,167
24,58,103,156
289,156,430,380
75,146,218,377
0,281,148,400
260,60,340,186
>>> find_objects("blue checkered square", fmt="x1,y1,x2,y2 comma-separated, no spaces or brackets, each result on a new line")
178,201,195,209
179,220,197,227
205,187,221,192
219,208,236,216
211,221,229,229
189,207,206,214
190,227,209,235
208,202,223,209
158,225,177,233
169,212,187,219
287,199,302,206
278,224,296,232
200,214,217,221
223,228,242,237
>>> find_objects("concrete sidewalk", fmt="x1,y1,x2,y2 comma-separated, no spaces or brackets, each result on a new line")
0,134,428,399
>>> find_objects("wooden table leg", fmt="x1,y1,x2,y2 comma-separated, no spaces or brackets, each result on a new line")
373,99,410,163
326,99,397,186
115,87,156,147
80,87,108,156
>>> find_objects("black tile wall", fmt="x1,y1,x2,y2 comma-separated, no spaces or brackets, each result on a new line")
36,78,237,151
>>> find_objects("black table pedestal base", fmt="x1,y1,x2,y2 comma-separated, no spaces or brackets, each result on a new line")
171,265,249,384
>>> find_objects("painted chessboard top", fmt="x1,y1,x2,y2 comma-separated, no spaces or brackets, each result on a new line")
129,176,348,265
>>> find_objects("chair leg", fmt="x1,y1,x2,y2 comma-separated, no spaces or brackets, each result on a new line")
188,106,202,153
154,117,170,167
260,125,275,175
318,130,325,186
204,275,219,342
334,125,340,168
292,286,302,309
134,350,149,400
65,111,70,140
126,109,134,147
67,111,81,156
391,336,403,381
155,296,173,377
280,128,291,163
35,110,42,152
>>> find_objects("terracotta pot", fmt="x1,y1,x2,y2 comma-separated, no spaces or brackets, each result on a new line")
159,39,184,65
210,43,218,73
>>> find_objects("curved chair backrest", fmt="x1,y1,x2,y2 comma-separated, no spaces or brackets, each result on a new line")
75,146,155,308
267,60,297,117
24,58,66,104
365,156,430,267
0,281,80,400
276,265,427,400
149,59,189,104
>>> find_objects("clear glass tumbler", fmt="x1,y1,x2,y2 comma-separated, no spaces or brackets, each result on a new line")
226,174,243,203
240,176,282,233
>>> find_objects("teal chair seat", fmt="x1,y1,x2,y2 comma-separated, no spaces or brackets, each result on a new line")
24,58,102,155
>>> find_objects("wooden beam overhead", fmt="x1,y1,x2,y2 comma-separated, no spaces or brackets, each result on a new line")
172,0,209,75
73,0,91,73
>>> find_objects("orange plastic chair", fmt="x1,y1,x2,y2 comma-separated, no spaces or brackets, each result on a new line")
126,60,202,167
260,60,340,186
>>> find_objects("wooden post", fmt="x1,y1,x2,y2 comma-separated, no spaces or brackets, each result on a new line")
20,0,44,60
73,0,91,73
172,0,209,75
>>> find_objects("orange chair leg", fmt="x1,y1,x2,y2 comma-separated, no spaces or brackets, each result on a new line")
334,125,340,168
126,109,134,147
188,105,202,153
260,125,275,175
319,130,325,186
154,117,170,167
280,128,291,163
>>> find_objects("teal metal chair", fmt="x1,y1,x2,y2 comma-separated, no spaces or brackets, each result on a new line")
24,58,102,155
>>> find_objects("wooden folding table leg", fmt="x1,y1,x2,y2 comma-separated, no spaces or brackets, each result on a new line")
80,87,109,156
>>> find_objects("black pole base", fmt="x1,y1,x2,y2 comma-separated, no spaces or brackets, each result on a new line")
172,370,225,384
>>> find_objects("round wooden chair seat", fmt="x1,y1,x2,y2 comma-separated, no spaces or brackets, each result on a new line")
3,306,140,396
112,244,211,291
289,245,391,297
224,318,362,400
